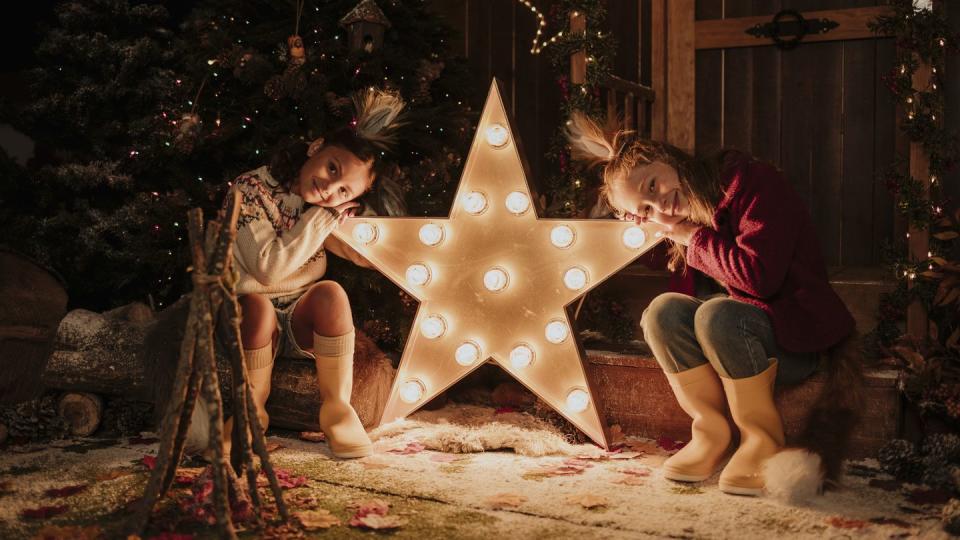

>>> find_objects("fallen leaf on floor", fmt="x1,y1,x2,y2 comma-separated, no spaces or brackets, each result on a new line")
271,468,308,489
96,468,134,481
348,498,390,516
128,436,159,446
359,459,391,470
619,467,652,477
257,523,302,540
19,505,69,520
906,488,953,506
614,475,646,486
350,514,407,529
563,458,594,468
265,441,284,453
657,436,686,453
388,442,426,455
566,493,609,509
44,484,88,498
523,463,586,480
485,493,527,510
296,509,341,530
31,524,101,540
869,517,912,528
299,431,325,442
868,478,902,491
608,424,626,448
622,438,662,454
289,493,318,509
608,451,641,460
826,516,869,529
141,455,157,470
430,453,467,463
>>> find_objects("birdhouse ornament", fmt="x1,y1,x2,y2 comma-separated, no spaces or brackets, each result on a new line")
339,0,392,53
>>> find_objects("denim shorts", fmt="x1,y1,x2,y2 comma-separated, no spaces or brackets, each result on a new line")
270,294,316,360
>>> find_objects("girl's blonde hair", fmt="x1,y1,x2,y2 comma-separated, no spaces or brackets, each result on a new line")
566,112,733,271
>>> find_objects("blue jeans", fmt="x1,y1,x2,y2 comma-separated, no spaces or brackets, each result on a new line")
640,293,818,384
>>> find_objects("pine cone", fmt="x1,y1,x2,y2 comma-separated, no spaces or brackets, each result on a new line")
924,433,960,463
879,439,924,482
943,498,960,536
0,394,70,442
921,455,955,489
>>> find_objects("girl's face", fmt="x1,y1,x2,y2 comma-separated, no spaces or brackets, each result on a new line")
293,145,374,207
608,160,689,226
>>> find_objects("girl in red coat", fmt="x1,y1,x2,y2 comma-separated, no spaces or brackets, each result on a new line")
567,114,855,497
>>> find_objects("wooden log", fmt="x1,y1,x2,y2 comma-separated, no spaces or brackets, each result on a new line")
43,301,396,432
57,392,103,437
0,248,68,404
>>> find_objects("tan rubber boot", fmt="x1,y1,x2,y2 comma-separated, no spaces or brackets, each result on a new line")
223,343,275,457
662,364,732,482
718,360,785,496
315,329,372,458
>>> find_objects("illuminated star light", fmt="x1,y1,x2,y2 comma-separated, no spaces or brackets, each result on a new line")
333,80,665,448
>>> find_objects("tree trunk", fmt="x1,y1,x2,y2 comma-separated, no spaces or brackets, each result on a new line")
42,299,396,431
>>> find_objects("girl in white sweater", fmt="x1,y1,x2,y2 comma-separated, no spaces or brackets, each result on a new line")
220,88,405,459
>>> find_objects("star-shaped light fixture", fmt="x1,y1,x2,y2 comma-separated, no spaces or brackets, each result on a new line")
333,80,665,448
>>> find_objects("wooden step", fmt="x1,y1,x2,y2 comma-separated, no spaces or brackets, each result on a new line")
585,350,901,459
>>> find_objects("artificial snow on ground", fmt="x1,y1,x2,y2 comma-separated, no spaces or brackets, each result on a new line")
0,404,954,539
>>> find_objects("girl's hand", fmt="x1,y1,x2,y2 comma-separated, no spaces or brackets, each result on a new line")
660,220,700,246
334,201,361,224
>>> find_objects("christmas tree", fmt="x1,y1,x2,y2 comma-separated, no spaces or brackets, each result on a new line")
1,0,476,351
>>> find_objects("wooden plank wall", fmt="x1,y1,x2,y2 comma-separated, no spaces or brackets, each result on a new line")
428,0,649,194
695,0,897,267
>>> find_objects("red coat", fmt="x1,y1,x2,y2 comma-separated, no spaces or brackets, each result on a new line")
685,156,855,353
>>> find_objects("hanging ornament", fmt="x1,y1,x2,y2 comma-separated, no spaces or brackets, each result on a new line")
174,75,207,152
339,0,391,53
287,35,306,66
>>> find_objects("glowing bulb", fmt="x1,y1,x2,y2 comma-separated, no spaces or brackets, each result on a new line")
419,223,444,246
483,267,509,292
405,263,431,286
563,267,588,291
485,123,509,147
505,191,531,215
622,226,646,249
399,379,425,403
420,314,447,339
545,319,570,344
550,225,576,248
566,388,590,413
510,344,535,369
353,223,378,245
462,191,488,215
455,341,481,366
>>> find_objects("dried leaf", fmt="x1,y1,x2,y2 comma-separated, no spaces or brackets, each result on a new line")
271,468,308,489
360,459,391,470
523,462,586,480
608,424,625,448
657,436,686,452
299,431,325,442
348,498,390,516
44,484,88,498
825,516,869,529
350,514,407,529
388,442,425,455
289,493,318,509
265,441,283,453
484,493,527,509
32,524,102,540
614,475,646,486
622,438,662,454
141,455,157,470
620,467,652,477
566,493,608,509
608,451,642,460
20,505,69,519
296,509,341,530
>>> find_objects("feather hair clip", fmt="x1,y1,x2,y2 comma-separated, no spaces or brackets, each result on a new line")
353,87,406,151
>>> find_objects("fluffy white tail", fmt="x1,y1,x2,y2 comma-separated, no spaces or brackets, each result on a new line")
763,448,825,504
